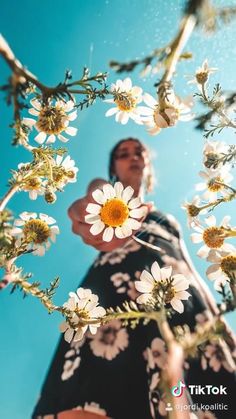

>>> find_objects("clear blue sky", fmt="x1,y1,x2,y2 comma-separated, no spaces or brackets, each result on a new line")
0,1,236,418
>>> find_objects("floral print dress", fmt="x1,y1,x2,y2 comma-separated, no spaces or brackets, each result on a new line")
32,211,236,419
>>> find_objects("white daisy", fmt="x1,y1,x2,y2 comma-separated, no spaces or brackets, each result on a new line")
135,261,191,313
182,195,203,227
11,211,59,256
23,99,78,144
85,182,147,242
187,59,217,88
52,154,79,188
105,77,144,124
195,167,233,202
15,162,45,200
203,140,229,170
140,93,193,135
60,287,106,343
206,249,236,289
89,319,129,360
191,215,235,259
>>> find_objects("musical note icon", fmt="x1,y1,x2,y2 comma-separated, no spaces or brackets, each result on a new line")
171,379,186,397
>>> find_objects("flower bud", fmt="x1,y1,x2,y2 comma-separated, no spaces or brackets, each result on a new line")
44,189,57,204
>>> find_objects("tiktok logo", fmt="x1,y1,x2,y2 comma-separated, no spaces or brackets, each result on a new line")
171,380,186,397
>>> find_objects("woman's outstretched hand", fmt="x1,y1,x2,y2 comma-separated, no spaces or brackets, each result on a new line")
68,178,153,252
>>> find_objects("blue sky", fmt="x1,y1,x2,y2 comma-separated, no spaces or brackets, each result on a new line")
0,1,236,418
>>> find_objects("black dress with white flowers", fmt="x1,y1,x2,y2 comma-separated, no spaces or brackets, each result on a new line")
32,210,236,419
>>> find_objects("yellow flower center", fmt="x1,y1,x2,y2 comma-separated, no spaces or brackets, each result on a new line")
220,254,236,276
53,169,65,183
23,219,50,244
36,105,68,135
203,226,225,248
187,204,200,217
164,286,176,304
153,281,175,304
207,176,224,192
196,71,208,84
24,177,41,191
100,198,129,227
76,309,90,319
115,92,137,112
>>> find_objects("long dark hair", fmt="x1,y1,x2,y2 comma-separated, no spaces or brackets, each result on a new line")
108,137,154,193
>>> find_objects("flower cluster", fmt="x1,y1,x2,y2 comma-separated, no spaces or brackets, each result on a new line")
13,154,79,203
183,61,236,296
105,77,193,135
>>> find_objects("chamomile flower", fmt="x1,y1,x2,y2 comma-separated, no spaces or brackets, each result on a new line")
12,211,59,256
182,195,203,227
52,155,79,188
85,182,147,242
140,93,193,135
187,59,217,88
134,261,191,313
195,167,233,202
206,248,236,289
191,215,235,259
105,78,144,125
23,99,78,144
14,162,45,200
60,288,106,343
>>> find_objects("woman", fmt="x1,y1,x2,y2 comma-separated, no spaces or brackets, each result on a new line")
33,138,236,419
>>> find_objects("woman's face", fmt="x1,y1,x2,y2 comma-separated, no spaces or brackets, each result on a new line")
112,140,149,189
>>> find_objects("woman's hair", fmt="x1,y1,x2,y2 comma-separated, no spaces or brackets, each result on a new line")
108,137,154,193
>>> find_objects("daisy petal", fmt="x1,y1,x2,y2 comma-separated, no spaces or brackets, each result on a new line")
103,184,116,199
105,108,118,117
92,189,106,205
122,186,134,203
86,203,101,215
90,221,105,236
114,182,124,198
171,299,184,313
65,126,77,136
103,226,114,242
35,132,47,144
125,218,141,230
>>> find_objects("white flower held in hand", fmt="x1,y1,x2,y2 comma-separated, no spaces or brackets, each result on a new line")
60,288,106,343
105,77,144,125
23,99,78,144
85,181,147,242
11,212,59,256
134,261,191,313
